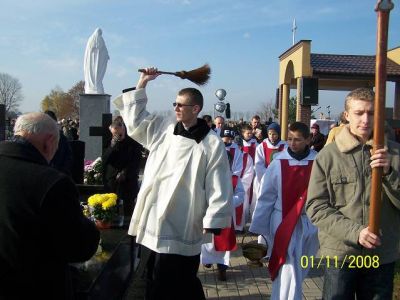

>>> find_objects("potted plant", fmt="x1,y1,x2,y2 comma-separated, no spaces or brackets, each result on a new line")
87,193,118,229
84,157,103,185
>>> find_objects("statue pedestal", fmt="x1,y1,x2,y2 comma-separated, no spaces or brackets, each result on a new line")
79,94,110,160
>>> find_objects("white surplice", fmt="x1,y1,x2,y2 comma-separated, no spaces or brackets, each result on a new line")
250,149,319,300
114,88,233,256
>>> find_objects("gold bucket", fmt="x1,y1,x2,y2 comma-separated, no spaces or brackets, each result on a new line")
241,232,268,267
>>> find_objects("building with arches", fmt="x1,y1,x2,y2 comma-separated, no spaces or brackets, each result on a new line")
278,40,400,139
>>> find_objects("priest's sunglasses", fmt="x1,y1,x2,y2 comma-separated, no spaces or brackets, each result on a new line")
172,102,196,108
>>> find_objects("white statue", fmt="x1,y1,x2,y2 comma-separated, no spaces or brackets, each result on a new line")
84,28,109,94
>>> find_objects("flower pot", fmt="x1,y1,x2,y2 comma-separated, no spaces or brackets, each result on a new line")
95,220,112,229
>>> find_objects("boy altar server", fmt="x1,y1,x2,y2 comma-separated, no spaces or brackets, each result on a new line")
241,124,258,161
240,124,257,226
221,127,243,177
201,150,245,281
254,122,286,244
220,128,245,230
238,147,254,230
250,122,319,300
254,123,286,185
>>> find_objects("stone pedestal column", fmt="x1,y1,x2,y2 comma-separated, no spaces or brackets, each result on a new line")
79,94,110,160
281,83,290,141
278,85,283,126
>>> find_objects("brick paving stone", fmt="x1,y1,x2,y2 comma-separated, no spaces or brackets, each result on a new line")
258,285,270,295
238,288,250,296
302,292,323,300
313,276,324,289
248,286,261,294
303,278,319,289
206,288,219,298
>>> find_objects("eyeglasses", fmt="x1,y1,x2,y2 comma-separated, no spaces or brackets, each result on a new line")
173,102,196,108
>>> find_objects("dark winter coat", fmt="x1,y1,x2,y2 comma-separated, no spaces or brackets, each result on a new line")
0,137,100,299
50,131,73,176
310,131,326,152
102,136,142,216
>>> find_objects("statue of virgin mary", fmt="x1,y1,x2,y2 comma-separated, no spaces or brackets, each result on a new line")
83,28,109,94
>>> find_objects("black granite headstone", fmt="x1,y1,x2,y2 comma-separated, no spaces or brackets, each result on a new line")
89,113,112,156
69,140,85,184
0,104,5,141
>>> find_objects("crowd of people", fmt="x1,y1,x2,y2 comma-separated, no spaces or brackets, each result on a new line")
114,67,400,300
0,65,399,300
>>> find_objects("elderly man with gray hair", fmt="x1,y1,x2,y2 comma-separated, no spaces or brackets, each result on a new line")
0,112,100,299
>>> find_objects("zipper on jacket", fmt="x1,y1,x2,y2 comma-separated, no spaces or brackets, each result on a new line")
360,144,372,255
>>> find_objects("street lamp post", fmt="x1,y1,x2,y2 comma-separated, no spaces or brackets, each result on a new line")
214,88,227,118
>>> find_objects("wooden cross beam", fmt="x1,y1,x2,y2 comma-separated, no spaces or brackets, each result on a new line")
89,113,112,156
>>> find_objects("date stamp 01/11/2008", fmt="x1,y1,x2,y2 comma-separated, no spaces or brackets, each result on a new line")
300,255,380,269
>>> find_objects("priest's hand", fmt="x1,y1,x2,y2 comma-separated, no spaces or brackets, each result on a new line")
137,67,160,89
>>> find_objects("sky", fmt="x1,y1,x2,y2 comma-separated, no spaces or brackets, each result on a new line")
1,0,399,121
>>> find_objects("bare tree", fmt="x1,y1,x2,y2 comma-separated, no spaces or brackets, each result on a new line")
259,97,297,124
0,73,23,115
259,100,278,122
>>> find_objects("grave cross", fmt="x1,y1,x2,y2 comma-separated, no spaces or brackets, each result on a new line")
89,113,112,156
0,104,5,141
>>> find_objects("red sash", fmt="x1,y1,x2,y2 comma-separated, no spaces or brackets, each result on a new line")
235,154,249,226
214,176,238,251
241,148,254,204
268,159,313,281
243,141,256,161
262,142,285,168
240,152,248,178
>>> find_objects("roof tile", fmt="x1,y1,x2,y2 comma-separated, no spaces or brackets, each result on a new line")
311,53,400,77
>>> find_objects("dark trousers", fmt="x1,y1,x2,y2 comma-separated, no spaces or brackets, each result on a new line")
323,261,395,300
143,246,205,300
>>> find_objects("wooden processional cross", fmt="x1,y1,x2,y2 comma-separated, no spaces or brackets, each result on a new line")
89,113,112,156
369,0,394,234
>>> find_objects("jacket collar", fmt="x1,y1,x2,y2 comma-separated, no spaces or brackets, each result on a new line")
173,118,210,144
276,148,317,161
287,146,310,161
335,125,374,153
0,136,49,165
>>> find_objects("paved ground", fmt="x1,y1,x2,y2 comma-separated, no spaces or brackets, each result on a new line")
124,233,323,300
198,233,323,300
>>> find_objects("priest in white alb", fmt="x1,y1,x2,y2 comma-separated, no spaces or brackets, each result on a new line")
113,67,232,300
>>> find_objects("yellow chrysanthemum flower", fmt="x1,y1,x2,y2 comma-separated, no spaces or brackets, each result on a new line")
88,194,102,206
106,193,118,201
102,197,117,210
87,192,119,222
